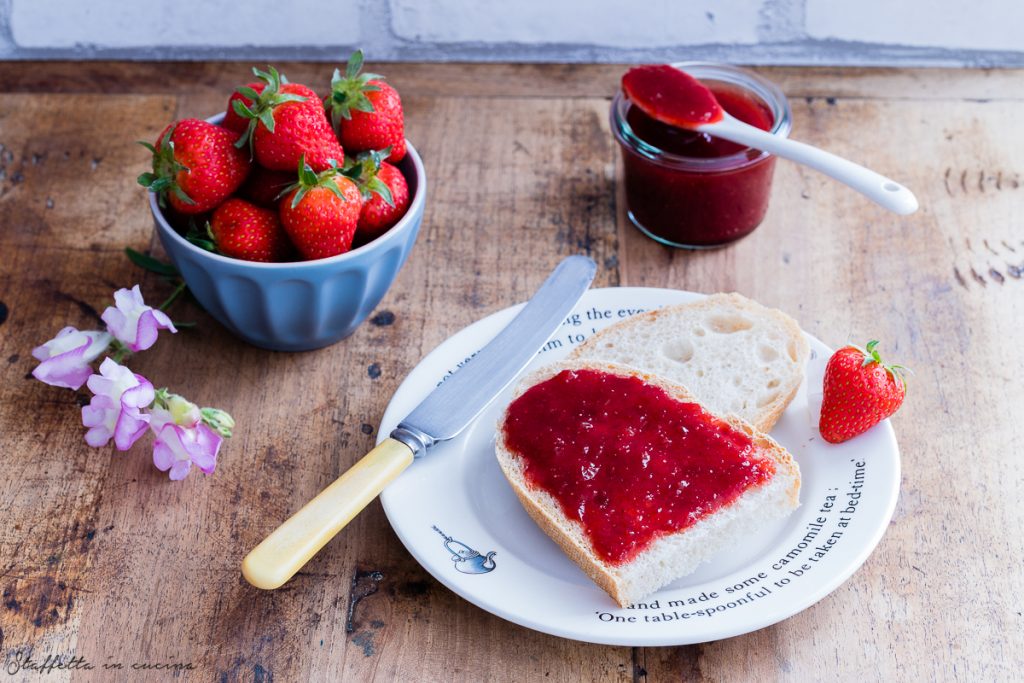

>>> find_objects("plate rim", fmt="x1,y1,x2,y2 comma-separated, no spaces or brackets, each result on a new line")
379,287,901,646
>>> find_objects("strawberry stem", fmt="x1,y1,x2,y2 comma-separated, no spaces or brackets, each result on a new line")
855,339,910,389
137,125,195,209
283,155,350,209
343,149,395,206
232,66,309,154
325,49,384,129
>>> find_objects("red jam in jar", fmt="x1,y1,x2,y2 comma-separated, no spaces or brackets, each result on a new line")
501,369,776,565
611,63,792,248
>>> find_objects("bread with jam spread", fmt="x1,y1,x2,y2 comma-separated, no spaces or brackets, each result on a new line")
568,293,808,433
495,360,801,608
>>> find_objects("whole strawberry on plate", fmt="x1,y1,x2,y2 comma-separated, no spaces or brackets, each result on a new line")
819,340,909,443
279,157,363,260
232,66,345,172
138,119,250,214
345,148,410,239
326,50,406,162
208,198,293,263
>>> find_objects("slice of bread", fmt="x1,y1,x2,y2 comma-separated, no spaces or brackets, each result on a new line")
569,293,809,433
495,360,801,608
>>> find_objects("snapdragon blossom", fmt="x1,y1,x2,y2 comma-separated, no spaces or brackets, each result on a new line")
101,285,177,352
81,358,154,450
31,327,113,390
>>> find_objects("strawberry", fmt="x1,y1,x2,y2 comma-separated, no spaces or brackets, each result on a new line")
326,50,406,162
138,119,250,214
232,66,344,172
819,340,908,444
208,198,293,262
345,149,410,238
238,166,295,208
279,157,363,260
223,81,266,134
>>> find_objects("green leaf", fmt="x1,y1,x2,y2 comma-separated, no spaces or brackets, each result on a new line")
172,186,196,206
367,177,394,207
137,141,157,153
137,172,157,187
236,86,261,100
346,49,364,80
324,179,346,201
125,248,179,277
352,96,376,114
259,108,276,134
232,99,256,119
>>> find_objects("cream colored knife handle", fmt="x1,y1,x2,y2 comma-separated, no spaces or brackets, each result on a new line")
242,438,414,590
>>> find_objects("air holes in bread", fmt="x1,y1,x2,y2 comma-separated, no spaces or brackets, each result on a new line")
707,314,753,334
757,391,779,408
767,378,781,389
663,339,694,364
693,326,706,337
758,344,779,362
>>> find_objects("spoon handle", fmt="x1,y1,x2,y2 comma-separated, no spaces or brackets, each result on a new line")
702,115,919,215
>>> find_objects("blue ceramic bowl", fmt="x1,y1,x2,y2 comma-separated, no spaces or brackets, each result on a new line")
150,119,425,352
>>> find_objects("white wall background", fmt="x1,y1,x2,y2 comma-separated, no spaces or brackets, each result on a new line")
2,0,1022,66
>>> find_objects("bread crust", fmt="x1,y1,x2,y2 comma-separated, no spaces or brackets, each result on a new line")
495,359,801,608
568,292,809,433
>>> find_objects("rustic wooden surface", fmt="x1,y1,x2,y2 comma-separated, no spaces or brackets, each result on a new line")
0,62,1021,682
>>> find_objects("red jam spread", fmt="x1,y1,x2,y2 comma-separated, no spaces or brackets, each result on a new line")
621,65,724,128
616,73,779,248
502,369,775,565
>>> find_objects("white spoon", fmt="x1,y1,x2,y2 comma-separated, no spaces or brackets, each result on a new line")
623,65,919,216
696,113,918,215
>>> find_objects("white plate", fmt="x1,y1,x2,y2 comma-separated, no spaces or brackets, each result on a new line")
379,288,900,646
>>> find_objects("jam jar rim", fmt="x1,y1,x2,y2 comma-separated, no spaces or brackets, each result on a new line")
611,62,793,172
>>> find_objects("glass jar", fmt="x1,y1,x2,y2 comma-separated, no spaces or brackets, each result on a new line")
611,62,793,249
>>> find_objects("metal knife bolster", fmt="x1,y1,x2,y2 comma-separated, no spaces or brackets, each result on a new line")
390,424,435,457
390,255,597,459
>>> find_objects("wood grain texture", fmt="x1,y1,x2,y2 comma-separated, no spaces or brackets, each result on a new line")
0,62,1021,682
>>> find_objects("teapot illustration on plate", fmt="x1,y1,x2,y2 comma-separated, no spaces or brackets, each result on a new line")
432,526,496,574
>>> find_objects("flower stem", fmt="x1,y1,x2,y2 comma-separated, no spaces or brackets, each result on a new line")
159,281,187,312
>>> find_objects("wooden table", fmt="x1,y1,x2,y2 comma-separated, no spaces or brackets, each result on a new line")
0,62,1020,682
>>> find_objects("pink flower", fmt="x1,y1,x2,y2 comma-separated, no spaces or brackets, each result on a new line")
152,423,221,481
101,285,176,352
81,358,154,450
32,327,113,390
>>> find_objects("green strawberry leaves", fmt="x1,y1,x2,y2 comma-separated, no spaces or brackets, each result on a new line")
283,156,352,209
853,339,911,389
137,125,196,209
232,66,309,153
326,49,383,129
343,148,395,207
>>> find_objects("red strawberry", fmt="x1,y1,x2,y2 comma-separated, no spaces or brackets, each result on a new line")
279,157,363,260
232,66,344,172
138,119,250,214
326,50,406,162
819,340,908,444
346,149,410,238
238,166,295,208
223,81,266,134
209,198,293,262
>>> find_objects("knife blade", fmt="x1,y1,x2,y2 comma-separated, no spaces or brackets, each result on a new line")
242,255,597,589
392,254,598,452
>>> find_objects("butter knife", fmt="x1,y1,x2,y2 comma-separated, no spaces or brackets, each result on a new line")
242,255,597,589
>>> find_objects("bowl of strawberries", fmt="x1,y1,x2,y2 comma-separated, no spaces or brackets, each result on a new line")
141,52,424,351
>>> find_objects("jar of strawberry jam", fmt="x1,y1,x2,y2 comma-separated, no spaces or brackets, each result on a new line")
611,63,792,248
